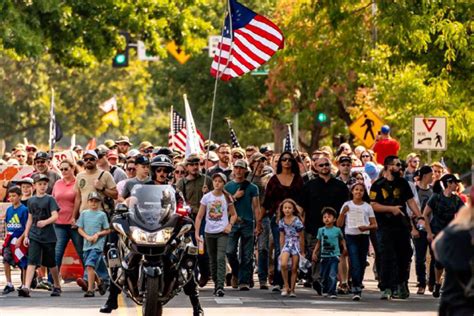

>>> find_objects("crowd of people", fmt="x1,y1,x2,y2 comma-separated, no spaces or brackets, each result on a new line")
0,127,472,315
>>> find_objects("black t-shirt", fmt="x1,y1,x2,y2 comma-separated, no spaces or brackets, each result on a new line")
301,176,349,235
27,195,60,243
428,193,464,234
369,176,414,229
435,225,474,309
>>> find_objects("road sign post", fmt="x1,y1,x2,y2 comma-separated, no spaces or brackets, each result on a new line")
413,117,447,151
349,109,384,148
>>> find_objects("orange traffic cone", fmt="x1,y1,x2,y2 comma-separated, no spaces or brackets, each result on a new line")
60,240,84,281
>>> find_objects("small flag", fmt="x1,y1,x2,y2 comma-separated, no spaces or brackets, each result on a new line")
168,107,205,153
85,138,97,151
210,0,284,81
49,89,63,152
184,95,204,158
284,125,294,152
226,119,241,148
100,96,119,127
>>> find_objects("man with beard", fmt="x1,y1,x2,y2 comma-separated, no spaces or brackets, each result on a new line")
369,155,424,300
302,150,321,183
301,157,349,294
32,152,61,194
115,136,132,155
209,143,232,179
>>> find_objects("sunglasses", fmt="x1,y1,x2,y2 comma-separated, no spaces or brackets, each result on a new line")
83,157,96,162
175,170,186,175
281,157,292,162
361,155,370,158
27,149,37,152
155,168,168,173
340,163,351,167
126,168,136,172
391,162,402,167
16,155,26,158
144,149,153,154
318,163,330,167
59,167,70,172
412,159,420,163
35,160,46,164
233,155,243,159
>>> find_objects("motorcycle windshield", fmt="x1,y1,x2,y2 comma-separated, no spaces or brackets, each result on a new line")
128,184,176,231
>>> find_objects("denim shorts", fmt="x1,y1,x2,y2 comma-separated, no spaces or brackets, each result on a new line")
83,249,103,268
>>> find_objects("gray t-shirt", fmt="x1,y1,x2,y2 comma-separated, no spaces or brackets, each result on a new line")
417,185,433,211
121,177,153,199
111,166,128,184
77,209,110,251
27,195,60,243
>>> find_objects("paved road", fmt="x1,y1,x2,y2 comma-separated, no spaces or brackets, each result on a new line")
0,263,439,316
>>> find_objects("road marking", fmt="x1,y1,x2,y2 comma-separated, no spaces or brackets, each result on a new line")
214,297,243,304
118,294,129,316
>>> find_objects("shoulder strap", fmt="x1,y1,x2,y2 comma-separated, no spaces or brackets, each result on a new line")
98,171,105,180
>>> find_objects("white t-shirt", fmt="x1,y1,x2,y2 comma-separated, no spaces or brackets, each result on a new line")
340,201,375,235
200,192,231,234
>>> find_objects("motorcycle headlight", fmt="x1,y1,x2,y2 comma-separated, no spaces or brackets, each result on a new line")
130,226,174,245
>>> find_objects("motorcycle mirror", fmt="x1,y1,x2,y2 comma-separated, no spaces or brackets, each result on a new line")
115,203,129,214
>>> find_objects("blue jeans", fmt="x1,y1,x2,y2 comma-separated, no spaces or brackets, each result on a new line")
49,224,84,282
270,215,282,287
257,216,270,283
346,234,370,294
320,257,339,295
226,221,254,285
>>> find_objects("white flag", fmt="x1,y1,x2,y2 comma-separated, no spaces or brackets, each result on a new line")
99,96,117,113
184,94,202,158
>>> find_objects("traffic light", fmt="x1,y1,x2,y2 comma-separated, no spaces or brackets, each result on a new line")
315,111,329,126
112,31,130,68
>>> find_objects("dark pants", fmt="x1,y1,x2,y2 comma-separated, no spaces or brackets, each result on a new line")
226,222,254,285
377,226,413,291
304,232,320,284
320,257,339,295
346,234,370,294
413,230,430,287
205,232,228,289
439,302,474,316
257,216,270,283
270,215,282,287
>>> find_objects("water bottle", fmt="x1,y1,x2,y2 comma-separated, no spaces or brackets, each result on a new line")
198,236,205,255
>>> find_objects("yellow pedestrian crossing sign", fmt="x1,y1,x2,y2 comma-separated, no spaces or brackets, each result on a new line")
349,110,384,148
166,41,190,65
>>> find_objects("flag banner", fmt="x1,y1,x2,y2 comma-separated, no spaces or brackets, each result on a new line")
184,94,204,157
168,107,205,153
210,0,284,81
284,125,294,152
49,89,62,151
85,138,97,151
100,96,119,127
99,96,117,113
226,119,241,148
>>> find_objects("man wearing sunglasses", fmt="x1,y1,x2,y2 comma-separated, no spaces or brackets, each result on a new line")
404,153,421,183
369,155,424,300
301,157,349,294
31,152,61,194
336,155,357,190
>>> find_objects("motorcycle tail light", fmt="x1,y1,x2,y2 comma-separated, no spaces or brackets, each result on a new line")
176,201,189,217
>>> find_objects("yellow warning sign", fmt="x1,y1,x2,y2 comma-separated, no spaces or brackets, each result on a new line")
349,109,384,148
166,41,190,65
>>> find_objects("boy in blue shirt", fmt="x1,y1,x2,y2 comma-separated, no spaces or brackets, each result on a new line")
312,207,347,298
77,191,110,297
2,186,28,294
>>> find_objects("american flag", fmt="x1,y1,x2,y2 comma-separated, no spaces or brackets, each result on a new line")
210,0,284,81
283,125,294,152
168,108,205,152
226,119,241,148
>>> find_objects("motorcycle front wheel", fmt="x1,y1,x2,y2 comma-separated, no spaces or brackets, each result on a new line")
142,277,162,316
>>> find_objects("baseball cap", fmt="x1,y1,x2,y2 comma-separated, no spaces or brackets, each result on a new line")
115,135,132,146
418,166,433,179
106,150,119,159
33,174,50,183
212,172,227,183
87,191,102,201
34,151,50,161
126,149,140,158
381,125,390,134
186,154,201,165
208,151,219,162
440,174,461,184
135,155,150,165
233,159,248,169
259,146,273,154
16,177,34,186
83,150,99,159
337,156,352,164
249,152,266,164
364,162,379,180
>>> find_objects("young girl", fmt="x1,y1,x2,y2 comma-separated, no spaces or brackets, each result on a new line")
195,173,237,297
278,198,304,297
337,183,377,301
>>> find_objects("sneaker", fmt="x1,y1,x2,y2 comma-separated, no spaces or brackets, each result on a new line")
37,280,52,291
416,284,426,295
312,281,322,295
271,285,281,292
259,281,269,290
2,285,15,295
231,276,238,289
329,294,337,299
216,288,225,297
428,284,434,292
226,273,232,287
249,278,254,289
97,282,108,296
76,278,88,292
239,284,250,291
352,293,361,301
18,287,31,297
289,291,296,297
380,289,392,300
398,283,410,299
50,287,61,297
84,291,95,297
281,290,288,297
322,292,328,297
433,283,441,298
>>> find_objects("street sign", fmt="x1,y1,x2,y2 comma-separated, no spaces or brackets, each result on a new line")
166,41,190,65
413,117,447,150
349,109,384,148
208,35,222,58
137,41,160,62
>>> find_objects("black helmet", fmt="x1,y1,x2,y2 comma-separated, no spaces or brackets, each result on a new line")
151,155,174,170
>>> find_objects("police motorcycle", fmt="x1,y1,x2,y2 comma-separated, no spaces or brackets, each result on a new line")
106,184,199,316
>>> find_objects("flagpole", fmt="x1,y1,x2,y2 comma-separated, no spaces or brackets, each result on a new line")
49,88,55,157
169,105,174,150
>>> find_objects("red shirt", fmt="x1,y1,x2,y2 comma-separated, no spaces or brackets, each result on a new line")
52,178,77,225
373,138,400,165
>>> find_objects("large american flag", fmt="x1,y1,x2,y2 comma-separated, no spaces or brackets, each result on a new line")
168,109,205,153
210,0,284,81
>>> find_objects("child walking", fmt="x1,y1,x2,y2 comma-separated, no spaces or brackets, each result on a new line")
2,186,29,294
20,174,61,297
195,173,237,297
312,207,346,299
77,191,110,297
337,183,377,301
278,198,305,297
